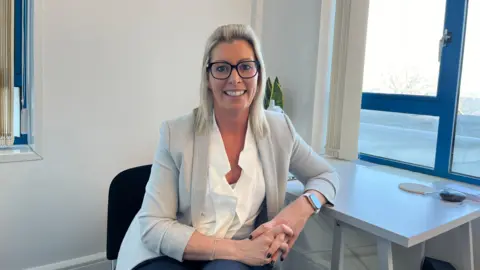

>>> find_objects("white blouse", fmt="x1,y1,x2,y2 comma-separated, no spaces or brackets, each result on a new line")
195,116,266,240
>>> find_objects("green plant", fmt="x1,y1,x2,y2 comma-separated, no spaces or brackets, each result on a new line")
263,76,284,110
264,77,273,109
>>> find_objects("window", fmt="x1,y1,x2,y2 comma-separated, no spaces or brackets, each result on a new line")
14,0,27,145
359,0,480,184
0,0,28,147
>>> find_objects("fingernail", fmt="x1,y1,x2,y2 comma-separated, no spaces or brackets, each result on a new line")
248,235,252,240
270,261,275,266
266,253,272,258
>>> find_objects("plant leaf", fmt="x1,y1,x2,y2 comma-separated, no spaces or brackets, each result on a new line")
272,77,284,109
264,77,273,109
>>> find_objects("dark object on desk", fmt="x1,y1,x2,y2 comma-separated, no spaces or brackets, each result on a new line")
440,189,466,202
422,257,456,270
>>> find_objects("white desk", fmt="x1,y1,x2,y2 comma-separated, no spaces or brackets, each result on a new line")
319,162,480,270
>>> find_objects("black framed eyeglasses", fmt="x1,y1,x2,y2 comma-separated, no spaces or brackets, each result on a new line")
206,60,259,80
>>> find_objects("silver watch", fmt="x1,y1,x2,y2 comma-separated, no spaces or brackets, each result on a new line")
302,192,322,214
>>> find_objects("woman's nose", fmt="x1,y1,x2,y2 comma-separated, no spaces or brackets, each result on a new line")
228,68,242,84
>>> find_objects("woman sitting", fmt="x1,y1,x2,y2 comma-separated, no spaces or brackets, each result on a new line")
116,23,340,270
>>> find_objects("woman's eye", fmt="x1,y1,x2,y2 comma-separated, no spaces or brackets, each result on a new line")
239,64,252,71
215,65,228,72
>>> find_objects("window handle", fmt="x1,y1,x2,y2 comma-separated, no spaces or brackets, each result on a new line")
438,29,452,62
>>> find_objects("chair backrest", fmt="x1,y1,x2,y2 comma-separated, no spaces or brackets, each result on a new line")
106,164,152,260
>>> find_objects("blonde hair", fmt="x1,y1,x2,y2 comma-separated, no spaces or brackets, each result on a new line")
194,24,269,138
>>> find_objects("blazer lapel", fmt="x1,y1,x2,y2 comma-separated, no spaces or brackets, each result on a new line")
256,133,279,220
190,130,209,227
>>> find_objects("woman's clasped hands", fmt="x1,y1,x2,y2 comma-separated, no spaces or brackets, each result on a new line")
234,221,293,266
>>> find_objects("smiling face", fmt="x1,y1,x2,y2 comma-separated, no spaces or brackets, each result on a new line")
208,39,259,114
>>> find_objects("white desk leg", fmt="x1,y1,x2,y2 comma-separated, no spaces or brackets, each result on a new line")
331,221,344,270
377,237,394,270
424,221,474,270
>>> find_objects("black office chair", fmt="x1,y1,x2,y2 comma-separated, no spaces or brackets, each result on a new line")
106,164,152,269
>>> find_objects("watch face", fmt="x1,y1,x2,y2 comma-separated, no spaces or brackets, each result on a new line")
310,194,322,209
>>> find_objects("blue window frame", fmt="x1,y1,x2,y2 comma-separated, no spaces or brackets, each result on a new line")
359,0,480,185
14,0,27,145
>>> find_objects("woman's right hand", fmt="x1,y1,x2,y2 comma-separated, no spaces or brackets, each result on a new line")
234,223,293,266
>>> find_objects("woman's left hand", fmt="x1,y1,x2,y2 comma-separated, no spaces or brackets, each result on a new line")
250,190,327,261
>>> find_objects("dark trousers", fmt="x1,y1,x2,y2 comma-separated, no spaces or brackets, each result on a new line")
133,256,272,270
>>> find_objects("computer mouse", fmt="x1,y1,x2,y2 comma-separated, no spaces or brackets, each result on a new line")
439,189,466,202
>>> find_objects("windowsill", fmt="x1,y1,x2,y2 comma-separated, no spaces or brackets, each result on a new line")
0,145,43,163
325,156,450,184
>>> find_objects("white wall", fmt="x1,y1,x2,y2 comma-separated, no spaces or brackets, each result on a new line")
260,0,323,144
0,1,252,269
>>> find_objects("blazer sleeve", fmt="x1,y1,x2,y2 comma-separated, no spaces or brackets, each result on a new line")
284,114,340,206
137,121,195,262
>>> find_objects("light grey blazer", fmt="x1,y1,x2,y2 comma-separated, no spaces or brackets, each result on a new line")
116,110,340,270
